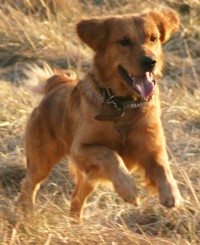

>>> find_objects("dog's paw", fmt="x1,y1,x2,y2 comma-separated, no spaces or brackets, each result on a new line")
114,174,139,206
159,184,182,208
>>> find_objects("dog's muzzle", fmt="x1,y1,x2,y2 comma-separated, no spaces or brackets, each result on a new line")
118,65,156,99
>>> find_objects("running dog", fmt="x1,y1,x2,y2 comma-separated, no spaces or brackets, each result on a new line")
17,8,182,218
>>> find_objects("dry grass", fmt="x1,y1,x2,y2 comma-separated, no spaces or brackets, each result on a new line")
0,0,199,244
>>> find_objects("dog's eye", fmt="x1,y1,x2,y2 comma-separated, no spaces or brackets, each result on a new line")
119,38,131,46
150,35,156,42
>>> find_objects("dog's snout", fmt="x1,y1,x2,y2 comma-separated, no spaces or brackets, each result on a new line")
140,56,157,72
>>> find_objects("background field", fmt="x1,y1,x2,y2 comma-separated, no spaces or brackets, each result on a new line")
0,0,199,244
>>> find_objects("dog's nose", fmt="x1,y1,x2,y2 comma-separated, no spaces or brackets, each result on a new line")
140,56,157,72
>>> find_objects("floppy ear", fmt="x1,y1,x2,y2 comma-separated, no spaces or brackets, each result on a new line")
149,8,180,43
77,18,107,51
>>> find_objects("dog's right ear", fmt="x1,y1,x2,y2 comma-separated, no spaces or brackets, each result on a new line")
77,18,107,51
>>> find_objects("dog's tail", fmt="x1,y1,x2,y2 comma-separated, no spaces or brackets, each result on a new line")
23,63,77,94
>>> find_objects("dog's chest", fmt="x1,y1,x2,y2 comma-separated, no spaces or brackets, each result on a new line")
113,113,152,155
95,119,145,154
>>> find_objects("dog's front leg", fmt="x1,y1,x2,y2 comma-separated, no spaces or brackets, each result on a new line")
71,144,138,207
144,151,182,208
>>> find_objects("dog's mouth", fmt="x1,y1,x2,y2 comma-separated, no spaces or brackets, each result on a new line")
118,66,155,98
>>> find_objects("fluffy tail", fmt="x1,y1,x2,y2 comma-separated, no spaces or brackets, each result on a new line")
23,63,77,94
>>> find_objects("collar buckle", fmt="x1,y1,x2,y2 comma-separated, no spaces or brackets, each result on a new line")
102,88,124,111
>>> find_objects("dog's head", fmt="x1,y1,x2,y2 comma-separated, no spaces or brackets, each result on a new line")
77,9,179,98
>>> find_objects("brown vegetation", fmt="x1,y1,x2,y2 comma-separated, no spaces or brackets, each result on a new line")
0,0,199,244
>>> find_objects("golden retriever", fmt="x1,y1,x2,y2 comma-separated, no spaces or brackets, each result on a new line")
17,8,182,218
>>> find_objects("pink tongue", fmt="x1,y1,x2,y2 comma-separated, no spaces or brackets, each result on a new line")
133,74,154,98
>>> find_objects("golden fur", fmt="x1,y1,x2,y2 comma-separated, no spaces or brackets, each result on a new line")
17,8,182,218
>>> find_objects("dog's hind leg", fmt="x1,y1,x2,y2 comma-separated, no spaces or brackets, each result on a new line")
70,171,96,218
16,154,55,214
17,108,67,214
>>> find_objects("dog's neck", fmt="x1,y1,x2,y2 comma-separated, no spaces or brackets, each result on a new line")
82,72,154,121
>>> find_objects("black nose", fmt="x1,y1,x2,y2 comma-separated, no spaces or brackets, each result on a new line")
140,56,157,72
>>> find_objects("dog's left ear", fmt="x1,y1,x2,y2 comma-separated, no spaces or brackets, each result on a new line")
149,8,180,43
77,18,107,51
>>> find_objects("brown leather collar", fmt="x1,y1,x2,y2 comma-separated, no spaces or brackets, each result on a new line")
91,76,153,121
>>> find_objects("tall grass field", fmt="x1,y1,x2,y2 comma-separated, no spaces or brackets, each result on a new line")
0,0,199,244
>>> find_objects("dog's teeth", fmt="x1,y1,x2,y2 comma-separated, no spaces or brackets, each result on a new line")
149,73,154,80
